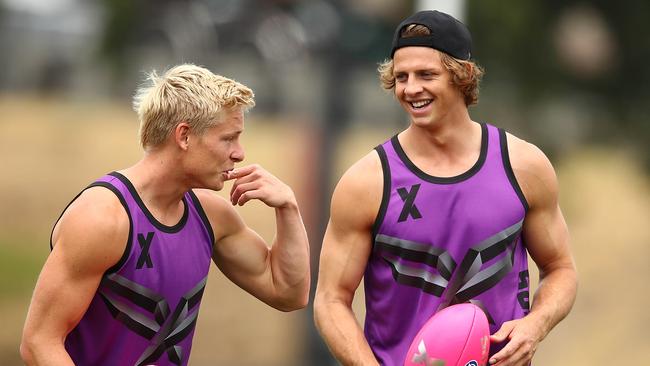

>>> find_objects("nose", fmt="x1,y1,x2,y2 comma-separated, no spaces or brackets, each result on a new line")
231,142,245,163
404,77,423,96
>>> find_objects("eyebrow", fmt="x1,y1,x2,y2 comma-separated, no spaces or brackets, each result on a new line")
393,68,442,78
394,66,441,73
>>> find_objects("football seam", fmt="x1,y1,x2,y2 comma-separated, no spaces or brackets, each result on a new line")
455,306,477,366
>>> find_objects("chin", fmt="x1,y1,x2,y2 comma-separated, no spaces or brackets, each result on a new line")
194,177,224,191
411,118,438,128
211,181,225,191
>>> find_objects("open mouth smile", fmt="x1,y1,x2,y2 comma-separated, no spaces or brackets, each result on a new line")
410,100,432,109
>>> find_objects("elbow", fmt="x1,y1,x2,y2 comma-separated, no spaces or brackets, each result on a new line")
312,290,341,335
280,274,312,312
269,280,310,312
19,334,37,365
313,292,325,326
20,326,59,365
313,289,334,324
294,290,310,310
277,299,308,312
273,301,305,313
569,264,579,302
274,289,310,312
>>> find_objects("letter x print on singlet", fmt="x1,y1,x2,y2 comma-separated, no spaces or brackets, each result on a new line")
375,219,524,323
397,184,422,222
137,232,154,269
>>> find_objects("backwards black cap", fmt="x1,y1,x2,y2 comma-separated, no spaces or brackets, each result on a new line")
391,10,472,60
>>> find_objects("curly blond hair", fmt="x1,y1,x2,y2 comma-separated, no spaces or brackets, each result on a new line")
133,64,255,148
378,24,484,106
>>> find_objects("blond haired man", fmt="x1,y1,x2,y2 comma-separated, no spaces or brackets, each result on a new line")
314,10,577,366
21,64,310,366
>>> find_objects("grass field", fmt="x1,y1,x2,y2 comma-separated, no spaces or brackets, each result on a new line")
1,95,648,365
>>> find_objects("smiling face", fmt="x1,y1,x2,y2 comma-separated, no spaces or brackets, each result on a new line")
186,107,245,190
393,47,466,128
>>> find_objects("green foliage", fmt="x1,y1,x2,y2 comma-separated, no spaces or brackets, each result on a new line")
0,242,45,298
98,0,140,82
467,0,650,166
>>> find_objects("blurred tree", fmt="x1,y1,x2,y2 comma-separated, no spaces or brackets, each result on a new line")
99,0,140,77
467,0,650,167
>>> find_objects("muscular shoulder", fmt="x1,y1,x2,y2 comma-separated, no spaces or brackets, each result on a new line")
52,186,130,274
505,133,560,209
330,150,384,230
191,189,245,242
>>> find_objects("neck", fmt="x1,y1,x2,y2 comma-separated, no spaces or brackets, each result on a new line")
404,106,477,154
120,148,189,213
398,117,483,178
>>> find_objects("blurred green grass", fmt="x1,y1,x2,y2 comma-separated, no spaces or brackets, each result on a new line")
0,240,45,298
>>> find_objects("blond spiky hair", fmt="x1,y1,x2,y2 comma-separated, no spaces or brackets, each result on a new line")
133,64,255,148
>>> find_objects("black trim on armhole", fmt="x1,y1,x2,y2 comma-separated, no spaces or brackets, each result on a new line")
187,190,215,249
49,181,134,275
499,128,530,212
371,145,391,241
50,185,90,251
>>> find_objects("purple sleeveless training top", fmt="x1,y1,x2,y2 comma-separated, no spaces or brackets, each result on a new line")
366,123,530,365
55,172,214,366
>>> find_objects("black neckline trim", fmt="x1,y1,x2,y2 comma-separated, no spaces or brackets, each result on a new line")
391,123,488,184
109,171,189,233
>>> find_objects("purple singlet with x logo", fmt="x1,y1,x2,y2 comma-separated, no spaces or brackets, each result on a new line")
57,172,214,365
366,123,530,366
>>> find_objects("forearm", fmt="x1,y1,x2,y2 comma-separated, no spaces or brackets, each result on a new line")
528,265,578,338
314,298,378,366
270,202,310,307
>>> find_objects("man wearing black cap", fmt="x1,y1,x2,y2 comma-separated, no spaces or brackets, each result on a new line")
314,10,577,366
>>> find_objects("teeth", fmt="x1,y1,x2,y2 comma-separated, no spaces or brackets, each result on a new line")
411,100,431,108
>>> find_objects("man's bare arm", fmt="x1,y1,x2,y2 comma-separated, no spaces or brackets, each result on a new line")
314,152,383,365
21,187,128,365
489,136,578,366
196,164,310,312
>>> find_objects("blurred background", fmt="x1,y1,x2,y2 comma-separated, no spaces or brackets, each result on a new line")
1,0,648,364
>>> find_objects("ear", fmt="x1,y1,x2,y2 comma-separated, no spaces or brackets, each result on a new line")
174,122,191,150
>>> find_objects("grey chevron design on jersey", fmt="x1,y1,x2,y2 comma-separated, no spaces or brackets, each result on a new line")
99,273,207,366
376,234,455,296
375,219,524,322
439,219,524,311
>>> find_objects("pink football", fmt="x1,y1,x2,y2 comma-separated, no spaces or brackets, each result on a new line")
404,303,490,366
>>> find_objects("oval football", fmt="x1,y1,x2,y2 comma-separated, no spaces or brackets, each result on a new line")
404,303,490,366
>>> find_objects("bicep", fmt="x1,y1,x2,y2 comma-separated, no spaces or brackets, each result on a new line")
206,194,274,296
316,153,382,305
212,223,271,288
192,190,263,275
26,242,108,338
523,201,573,275
194,189,286,302
513,141,574,274
317,216,373,306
